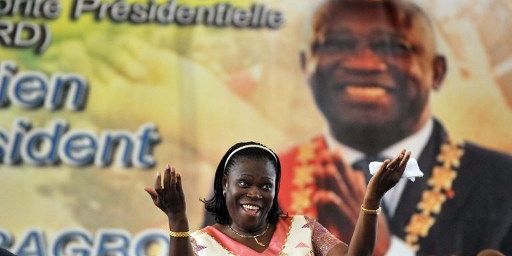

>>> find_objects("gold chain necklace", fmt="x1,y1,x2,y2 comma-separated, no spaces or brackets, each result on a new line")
228,223,269,247
404,138,464,252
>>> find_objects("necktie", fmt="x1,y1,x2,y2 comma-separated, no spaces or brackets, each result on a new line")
352,156,390,215
352,155,386,184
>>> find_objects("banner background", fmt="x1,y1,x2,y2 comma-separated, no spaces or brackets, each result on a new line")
1,0,512,254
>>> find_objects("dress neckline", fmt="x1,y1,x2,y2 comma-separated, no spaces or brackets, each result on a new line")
202,216,292,255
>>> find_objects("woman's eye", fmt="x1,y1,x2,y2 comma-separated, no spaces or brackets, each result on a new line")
262,184,273,191
238,180,249,187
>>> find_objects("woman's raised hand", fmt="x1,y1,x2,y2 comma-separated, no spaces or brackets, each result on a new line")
146,166,193,255
366,150,411,201
144,164,187,219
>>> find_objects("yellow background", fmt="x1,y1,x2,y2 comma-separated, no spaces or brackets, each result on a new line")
1,0,511,249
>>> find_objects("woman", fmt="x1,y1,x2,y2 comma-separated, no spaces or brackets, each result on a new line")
145,141,411,255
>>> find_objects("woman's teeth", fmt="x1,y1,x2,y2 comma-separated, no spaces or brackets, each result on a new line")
242,204,260,212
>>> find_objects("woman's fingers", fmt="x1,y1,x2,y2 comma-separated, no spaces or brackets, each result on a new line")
399,151,411,170
367,150,412,198
144,187,158,202
170,166,177,191
145,164,188,217
376,159,390,176
163,164,171,190
155,172,163,193
176,173,185,199
385,151,411,183
387,149,405,170
396,151,411,177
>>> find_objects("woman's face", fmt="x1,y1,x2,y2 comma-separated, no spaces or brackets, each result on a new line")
223,157,277,233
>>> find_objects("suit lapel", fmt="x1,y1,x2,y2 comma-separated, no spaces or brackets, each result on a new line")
388,120,446,237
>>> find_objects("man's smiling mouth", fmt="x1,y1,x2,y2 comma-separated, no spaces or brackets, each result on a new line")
337,84,394,104
335,81,394,91
346,85,387,96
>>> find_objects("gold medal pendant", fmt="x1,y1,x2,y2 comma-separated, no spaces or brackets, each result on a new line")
254,237,265,247
229,223,269,247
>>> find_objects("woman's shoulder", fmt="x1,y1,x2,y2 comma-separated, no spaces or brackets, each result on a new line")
284,214,316,223
279,213,311,220
191,223,223,236
276,214,317,231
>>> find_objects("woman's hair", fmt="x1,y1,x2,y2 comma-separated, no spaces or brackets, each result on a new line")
202,141,285,224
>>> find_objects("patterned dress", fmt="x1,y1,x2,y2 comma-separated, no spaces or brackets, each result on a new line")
190,215,343,255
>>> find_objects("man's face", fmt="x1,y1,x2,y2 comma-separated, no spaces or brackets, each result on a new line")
304,3,445,132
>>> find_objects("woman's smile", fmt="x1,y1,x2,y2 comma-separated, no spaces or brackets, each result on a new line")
240,203,262,217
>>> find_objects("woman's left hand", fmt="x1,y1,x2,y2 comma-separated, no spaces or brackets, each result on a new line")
365,150,411,203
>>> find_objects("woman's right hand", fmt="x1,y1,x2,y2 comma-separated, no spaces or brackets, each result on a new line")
144,164,187,220
146,166,193,255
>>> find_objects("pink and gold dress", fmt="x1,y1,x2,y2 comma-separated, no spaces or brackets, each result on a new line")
190,215,342,256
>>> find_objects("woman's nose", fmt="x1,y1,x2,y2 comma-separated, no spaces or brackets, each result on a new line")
247,188,263,199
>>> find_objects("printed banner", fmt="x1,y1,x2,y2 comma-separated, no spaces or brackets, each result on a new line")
1,0,511,255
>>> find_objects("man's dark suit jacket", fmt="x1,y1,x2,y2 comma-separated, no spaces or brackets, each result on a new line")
391,120,512,255
275,119,512,255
